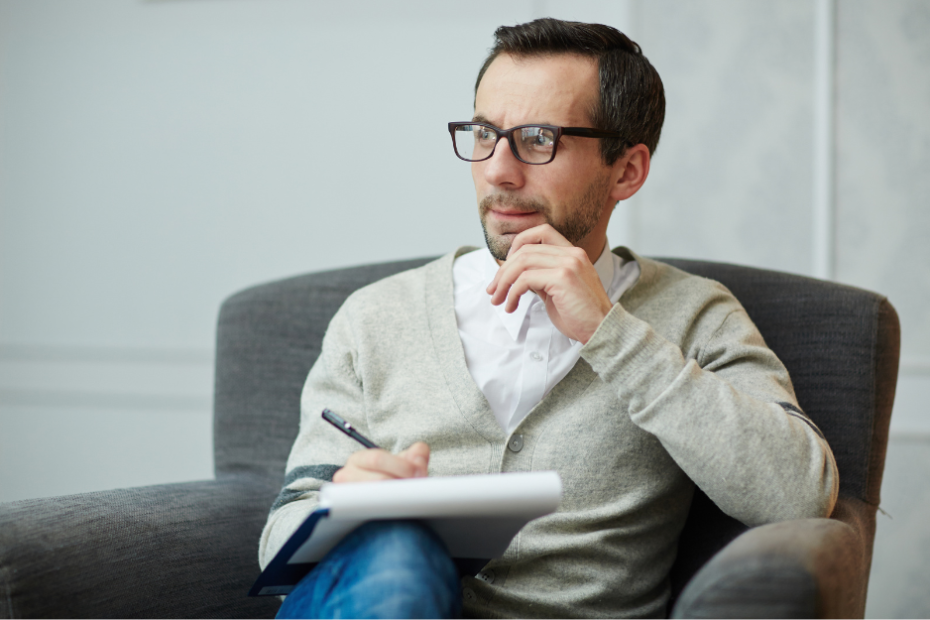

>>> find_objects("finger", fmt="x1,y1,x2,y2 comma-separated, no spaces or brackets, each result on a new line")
333,465,397,484
399,441,430,477
491,255,564,306
490,251,583,306
509,243,587,260
504,268,574,313
344,448,421,479
503,274,535,313
488,242,584,295
507,224,573,258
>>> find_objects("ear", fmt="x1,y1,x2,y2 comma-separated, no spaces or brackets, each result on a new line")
608,143,651,202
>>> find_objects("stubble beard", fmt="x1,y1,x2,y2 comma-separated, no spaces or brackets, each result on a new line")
479,173,611,261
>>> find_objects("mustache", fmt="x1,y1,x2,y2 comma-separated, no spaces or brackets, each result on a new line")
479,194,549,216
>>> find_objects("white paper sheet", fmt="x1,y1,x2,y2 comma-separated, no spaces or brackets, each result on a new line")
286,471,562,565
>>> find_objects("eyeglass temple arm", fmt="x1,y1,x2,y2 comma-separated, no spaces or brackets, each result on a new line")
561,127,626,139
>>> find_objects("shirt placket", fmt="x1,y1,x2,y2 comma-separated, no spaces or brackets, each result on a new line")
510,301,552,427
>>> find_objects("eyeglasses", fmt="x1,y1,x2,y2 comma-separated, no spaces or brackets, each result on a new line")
448,121,626,165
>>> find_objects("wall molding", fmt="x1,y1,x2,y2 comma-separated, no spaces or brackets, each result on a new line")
0,389,210,411
0,344,213,365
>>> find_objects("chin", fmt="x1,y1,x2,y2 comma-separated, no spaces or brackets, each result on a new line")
483,231,514,262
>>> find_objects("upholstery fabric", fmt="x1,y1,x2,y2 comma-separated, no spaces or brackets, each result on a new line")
0,477,281,619
0,254,898,619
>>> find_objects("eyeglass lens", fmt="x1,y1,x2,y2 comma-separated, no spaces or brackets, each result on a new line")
453,125,557,164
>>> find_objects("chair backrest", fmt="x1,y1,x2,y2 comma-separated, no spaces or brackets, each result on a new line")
213,257,436,481
213,254,899,606
656,258,899,606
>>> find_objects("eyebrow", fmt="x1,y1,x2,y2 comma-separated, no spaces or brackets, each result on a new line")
470,115,557,128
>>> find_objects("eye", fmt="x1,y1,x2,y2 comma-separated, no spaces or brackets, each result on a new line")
521,127,555,150
533,132,554,147
474,127,496,143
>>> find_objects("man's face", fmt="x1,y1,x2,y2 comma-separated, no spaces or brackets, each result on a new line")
472,53,615,261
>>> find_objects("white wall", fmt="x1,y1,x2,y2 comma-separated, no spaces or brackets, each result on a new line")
0,0,638,501
1,0,928,615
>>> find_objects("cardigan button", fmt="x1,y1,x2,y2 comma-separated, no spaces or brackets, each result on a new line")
477,569,496,584
462,587,477,602
508,435,524,452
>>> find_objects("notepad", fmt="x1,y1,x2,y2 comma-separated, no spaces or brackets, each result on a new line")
249,470,562,596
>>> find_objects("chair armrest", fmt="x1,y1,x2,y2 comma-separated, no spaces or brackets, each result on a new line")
0,475,281,619
671,504,870,618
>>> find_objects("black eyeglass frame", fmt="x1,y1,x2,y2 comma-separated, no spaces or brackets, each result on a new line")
447,121,627,165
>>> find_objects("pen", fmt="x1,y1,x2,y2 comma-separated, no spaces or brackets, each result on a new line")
321,408,380,449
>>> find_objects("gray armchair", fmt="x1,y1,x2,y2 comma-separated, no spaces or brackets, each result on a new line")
0,254,899,618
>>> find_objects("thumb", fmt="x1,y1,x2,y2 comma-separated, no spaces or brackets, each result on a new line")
401,441,430,477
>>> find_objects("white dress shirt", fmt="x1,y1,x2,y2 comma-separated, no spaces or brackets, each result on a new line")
453,242,640,433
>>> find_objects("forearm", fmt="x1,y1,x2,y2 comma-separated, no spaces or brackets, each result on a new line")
259,490,322,569
582,303,839,526
259,306,368,567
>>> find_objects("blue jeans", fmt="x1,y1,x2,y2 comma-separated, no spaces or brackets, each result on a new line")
276,520,462,619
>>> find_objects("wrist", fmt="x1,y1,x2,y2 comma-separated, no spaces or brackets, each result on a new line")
580,301,615,345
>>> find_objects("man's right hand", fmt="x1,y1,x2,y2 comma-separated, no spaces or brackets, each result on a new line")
332,441,430,483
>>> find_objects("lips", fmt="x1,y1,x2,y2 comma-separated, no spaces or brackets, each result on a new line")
486,209,546,237
490,209,540,219
479,195,550,235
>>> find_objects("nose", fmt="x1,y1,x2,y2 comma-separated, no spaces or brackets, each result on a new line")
480,136,526,190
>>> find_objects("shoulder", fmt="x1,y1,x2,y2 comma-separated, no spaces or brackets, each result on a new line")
622,249,737,313
338,247,476,320
617,249,754,351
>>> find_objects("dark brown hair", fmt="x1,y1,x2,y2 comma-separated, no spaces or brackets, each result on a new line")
475,18,665,164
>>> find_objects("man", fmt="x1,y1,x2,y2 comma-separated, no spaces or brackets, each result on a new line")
260,18,838,619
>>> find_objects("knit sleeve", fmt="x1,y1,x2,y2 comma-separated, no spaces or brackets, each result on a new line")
258,301,372,569
580,298,839,527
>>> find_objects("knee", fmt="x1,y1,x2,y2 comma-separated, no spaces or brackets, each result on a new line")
356,520,443,551
350,520,457,582
282,520,461,619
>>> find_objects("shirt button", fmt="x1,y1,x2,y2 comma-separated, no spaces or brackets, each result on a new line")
462,587,477,602
477,569,496,584
508,435,524,452
529,351,543,361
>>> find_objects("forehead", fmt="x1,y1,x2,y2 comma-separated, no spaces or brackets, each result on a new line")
475,53,599,128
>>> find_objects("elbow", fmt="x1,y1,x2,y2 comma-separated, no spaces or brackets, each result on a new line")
807,445,840,519
741,452,840,526
783,453,840,522
783,433,841,521
818,457,840,518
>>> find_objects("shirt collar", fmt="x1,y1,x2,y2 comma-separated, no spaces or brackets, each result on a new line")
484,240,616,342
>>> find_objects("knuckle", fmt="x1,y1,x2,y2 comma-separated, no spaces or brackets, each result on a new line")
372,451,392,471
358,449,382,470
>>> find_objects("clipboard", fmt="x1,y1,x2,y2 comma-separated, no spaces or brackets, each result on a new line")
249,471,562,596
